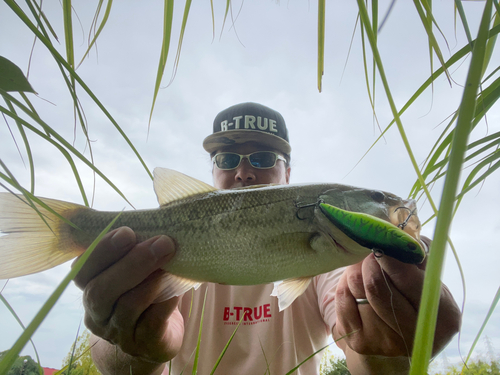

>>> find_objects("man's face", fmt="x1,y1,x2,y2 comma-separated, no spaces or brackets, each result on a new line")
212,142,291,189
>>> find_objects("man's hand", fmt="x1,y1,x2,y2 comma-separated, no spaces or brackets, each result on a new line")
333,251,461,374
73,227,184,370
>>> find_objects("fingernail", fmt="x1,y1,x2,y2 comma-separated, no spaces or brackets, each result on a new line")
111,227,135,248
149,235,175,260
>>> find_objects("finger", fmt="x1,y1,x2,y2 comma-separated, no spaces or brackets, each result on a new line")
73,227,137,289
362,254,419,340
104,269,182,359
111,269,179,334
371,253,426,309
344,261,366,300
83,235,176,326
335,271,362,339
133,292,184,361
133,303,184,362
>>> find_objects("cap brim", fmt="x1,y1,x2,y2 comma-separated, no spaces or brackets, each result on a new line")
203,130,291,154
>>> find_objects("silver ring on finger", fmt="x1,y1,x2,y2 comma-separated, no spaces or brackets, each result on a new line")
355,298,369,305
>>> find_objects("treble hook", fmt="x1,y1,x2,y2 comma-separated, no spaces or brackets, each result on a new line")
294,199,324,220
394,206,416,230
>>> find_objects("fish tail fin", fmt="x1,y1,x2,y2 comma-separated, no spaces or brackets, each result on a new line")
0,193,87,279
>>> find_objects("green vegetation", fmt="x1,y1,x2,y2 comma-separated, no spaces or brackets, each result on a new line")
320,350,351,375
0,352,40,375
434,359,500,375
319,353,500,375
60,330,99,375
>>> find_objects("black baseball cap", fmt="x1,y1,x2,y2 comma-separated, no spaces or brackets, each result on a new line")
203,102,291,155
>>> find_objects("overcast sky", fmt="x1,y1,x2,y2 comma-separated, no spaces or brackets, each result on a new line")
1,0,499,372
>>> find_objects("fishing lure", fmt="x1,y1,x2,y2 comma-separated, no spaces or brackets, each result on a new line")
319,203,425,264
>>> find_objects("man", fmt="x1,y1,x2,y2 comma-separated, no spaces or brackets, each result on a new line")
74,102,460,374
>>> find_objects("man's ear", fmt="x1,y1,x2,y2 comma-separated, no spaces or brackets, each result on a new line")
285,167,291,184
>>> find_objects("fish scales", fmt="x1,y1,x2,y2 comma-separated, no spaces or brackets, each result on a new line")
68,184,339,285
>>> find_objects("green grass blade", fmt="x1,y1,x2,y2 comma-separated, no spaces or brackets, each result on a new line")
0,160,79,232
284,330,358,375
209,0,215,41
317,0,325,92
352,24,500,195
29,0,59,42
455,155,500,212
148,0,174,127
482,9,499,78
4,0,153,181
191,287,208,375
359,18,382,135
0,212,122,375
0,92,136,208
65,324,82,375
209,315,244,375
62,0,74,70
219,0,231,40
77,0,114,67
409,1,492,373
411,73,500,200
462,286,500,368
24,0,94,180
454,0,473,45
285,344,330,375
0,101,91,206
61,0,80,143
167,0,192,87
0,294,42,369
371,0,378,126
413,0,451,84
356,0,438,215
416,132,500,194
2,95,35,194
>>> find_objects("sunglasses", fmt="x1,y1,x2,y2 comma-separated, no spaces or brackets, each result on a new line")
212,151,286,170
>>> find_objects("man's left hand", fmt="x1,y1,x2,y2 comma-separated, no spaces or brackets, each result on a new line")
333,251,461,373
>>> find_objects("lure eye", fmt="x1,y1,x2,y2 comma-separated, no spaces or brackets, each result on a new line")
370,191,386,203
407,242,417,250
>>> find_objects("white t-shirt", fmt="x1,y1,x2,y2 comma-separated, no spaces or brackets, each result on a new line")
165,268,344,375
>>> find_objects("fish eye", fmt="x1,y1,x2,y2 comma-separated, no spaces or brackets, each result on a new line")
370,191,385,203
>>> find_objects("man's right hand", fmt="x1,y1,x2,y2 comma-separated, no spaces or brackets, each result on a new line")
73,227,184,369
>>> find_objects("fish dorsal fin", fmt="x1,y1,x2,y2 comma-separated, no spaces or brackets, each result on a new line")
271,277,312,311
153,167,216,206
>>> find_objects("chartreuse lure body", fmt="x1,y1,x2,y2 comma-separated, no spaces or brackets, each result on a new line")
319,203,425,264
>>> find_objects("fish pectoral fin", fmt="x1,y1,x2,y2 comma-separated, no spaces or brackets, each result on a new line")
309,232,336,253
153,273,202,303
271,277,312,312
153,167,216,206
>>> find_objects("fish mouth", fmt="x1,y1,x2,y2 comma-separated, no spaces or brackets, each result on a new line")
390,200,420,230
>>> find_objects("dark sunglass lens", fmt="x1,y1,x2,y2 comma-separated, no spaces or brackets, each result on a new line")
215,153,241,169
249,152,276,168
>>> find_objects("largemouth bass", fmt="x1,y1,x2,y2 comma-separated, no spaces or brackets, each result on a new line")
0,168,425,310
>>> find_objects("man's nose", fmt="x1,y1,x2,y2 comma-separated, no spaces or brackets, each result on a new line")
234,158,256,181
